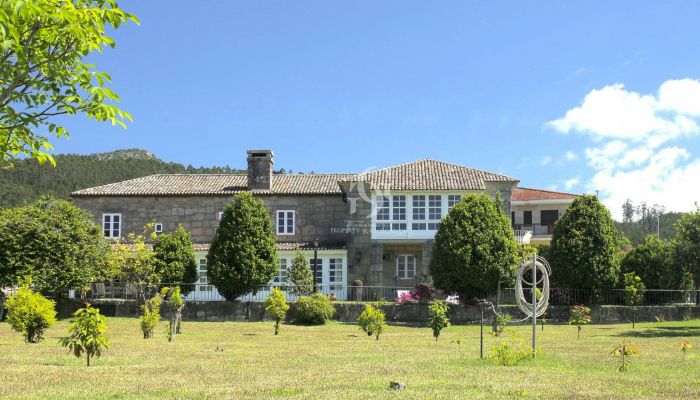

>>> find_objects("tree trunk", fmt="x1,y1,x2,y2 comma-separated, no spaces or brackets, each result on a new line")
87,353,91,367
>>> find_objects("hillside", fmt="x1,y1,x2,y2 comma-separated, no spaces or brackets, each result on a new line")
614,212,683,246
0,149,247,208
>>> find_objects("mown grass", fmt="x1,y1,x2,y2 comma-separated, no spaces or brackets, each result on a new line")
2,318,700,399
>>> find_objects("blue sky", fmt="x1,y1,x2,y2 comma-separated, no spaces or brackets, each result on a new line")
55,1,700,217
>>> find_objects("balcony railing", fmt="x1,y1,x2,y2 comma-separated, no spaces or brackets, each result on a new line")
514,224,554,236
513,229,533,244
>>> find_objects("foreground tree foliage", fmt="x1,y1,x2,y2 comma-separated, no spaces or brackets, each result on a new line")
430,194,518,297
207,192,278,301
153,224,197,294
4,284,56,343
287,251,314,295
549,195,620,293
428,300,450,342
59,303,109,366
621,235,678,289
671,207,700,296
0,0,138,167
264,287,289,335
357,304,387,340
0,195,109,294
108,229,158,304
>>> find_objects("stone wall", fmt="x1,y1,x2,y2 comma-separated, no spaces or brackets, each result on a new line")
55,299,700,325
73,194,348,244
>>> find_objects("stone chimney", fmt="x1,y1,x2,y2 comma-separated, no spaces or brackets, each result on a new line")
246,150,274,190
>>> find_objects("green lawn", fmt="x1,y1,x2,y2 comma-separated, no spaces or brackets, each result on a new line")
2,318,700,399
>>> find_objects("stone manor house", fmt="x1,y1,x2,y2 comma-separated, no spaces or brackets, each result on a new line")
72,150,576,301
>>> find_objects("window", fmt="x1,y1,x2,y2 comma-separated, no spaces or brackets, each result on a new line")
391,195,407,231
276,210,295,235
310,258,323,285
375,196,390,230
447,195,462,212
198,258,212,291
329,258,343,290
524,210,532,226
412,195,426,230
154,223,163,233
396,255,416,279
541,210,559,225
102,214,121,238
428,195,442,230
273,259,288,285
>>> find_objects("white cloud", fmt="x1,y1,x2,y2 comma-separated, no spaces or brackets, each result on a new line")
564,151,578,162
547,79,700,219
547,81,700,147
564,177,580,190
540,156,552,166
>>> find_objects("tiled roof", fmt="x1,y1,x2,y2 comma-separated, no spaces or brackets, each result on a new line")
512,187,577,202
341,159,517,190
71,174,355,197
71,159,517,196
192,242,346,252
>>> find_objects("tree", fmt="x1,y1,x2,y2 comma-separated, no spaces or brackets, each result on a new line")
59,303,109,366
0,195,109,294
549,195,620,294
568,305,591,340
109,229,159,304
4,284,56,343
264,287,289,335
160,287,184,342
357,304,387,340
287,251,313,295
207,192,278,301
428,300,450,342
623,273,645,329
139,295,161,339
621,235,677,289
430,194,518,297
153,224,198,294
0,0,138,167
622,199,635,224
671,207,700,303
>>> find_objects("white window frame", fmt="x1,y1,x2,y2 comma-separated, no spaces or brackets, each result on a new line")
276,210,295,235
102,213,121,238
396,254,416,279
198,258,212,291
447,194,462,212
154,223,163,233
273,258,288,285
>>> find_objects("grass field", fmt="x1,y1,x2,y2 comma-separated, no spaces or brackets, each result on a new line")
2,318,700,399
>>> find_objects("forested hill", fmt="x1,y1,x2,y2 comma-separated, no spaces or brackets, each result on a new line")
0,149,247,208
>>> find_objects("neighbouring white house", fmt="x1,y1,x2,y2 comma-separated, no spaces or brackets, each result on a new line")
510,187,578,244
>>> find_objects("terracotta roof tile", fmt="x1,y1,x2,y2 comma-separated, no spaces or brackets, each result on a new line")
71,159,517,197
512,187,578,202
340,159,517,191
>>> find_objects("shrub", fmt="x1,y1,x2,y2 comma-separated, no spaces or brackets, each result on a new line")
621,235,676,289
395,284,436,304
357,304,387,340
4,285,57,343
264,288,290,335
207,192,278,301
549,195,620,293
153,224,198,295
288,251,314,296
623,273,645,329
59,304,110,366
160,287,184,342
611,339,639,372
430,194,518,297
0,196,109,294
491,335,535,366
428,300,450,342
491,313,511,337
140,295,161,339
294,293,335,325
671,207,700,293
569,305,591,339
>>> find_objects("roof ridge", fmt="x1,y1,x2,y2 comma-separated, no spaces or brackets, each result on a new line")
515,187,579,196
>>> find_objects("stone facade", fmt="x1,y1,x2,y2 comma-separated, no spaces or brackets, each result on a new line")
73,194,348,245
